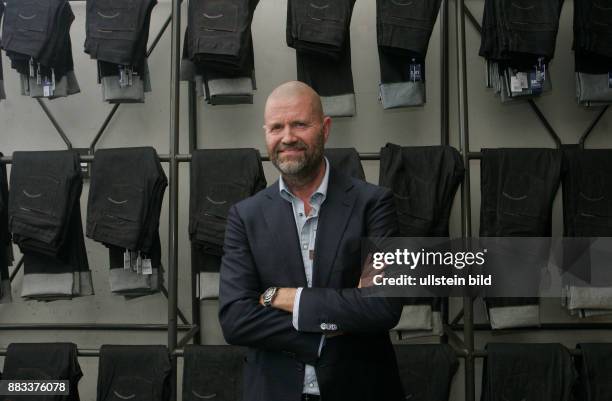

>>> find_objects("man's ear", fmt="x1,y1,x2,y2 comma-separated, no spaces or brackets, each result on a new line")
322,116,332,142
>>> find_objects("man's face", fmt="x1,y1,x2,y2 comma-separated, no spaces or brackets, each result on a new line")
264,95,330,176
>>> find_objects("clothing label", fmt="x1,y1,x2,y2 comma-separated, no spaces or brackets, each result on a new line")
129,251,138,271
142,259,153,275
529,71,543,94
409,62,422,82
510,76,523,93
518,72,529,89
123,250,130,270
43,85,51,97
136,253,143,275
609,72,612,89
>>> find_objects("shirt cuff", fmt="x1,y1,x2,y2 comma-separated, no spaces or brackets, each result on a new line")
292,287,304,330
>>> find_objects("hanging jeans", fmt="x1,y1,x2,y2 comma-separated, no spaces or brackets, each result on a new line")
97,345,171,401
379,144,464,337
481,343,575,401
87,147,167,298
190,149,266,300
394,344,459,401
182,345,247,401
2,342,83,401
324,148,365,181
8,151,92,301
480,148,562,329
287,0,357,117
561,147,612,316
376,0,442,108
575,343,612,401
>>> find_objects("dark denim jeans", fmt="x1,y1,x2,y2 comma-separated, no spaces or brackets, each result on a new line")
182,345,246,401
87,147,167,255
97,345,171,401
324,148,365,181
394,344,458,401
379,144,464,237
480,148,562,327
190,149,266,273
575,344,612,401
2,343,83,401
85,0,157,67
287,0,356,116
481,343,575,401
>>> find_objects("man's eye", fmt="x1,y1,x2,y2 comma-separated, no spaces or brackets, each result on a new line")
294,122,308,129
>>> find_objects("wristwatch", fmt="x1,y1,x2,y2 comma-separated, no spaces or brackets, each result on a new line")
262,287,279,307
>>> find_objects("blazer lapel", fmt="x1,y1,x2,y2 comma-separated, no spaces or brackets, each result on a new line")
262,184,308,287
313,169,357,287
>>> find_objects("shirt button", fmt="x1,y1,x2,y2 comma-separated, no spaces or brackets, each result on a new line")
303,245,308,250
309,383,314,388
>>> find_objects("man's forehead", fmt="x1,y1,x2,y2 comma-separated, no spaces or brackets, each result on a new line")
265,96,315,120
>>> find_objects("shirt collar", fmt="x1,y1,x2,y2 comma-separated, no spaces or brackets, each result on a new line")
279,157,330,204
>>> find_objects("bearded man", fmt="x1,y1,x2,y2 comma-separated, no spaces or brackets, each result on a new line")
218,81,404,401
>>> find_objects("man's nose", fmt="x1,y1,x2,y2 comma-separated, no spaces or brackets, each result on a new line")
280,125,299,144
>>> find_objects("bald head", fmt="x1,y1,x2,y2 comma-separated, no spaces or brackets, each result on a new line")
264,81,324,122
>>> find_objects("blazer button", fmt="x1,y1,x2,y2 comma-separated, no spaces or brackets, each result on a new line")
320,323,327,330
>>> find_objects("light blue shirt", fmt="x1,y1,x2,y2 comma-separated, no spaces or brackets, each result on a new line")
279,158,330,396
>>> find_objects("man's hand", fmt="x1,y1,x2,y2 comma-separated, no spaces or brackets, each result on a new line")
259,288,297,313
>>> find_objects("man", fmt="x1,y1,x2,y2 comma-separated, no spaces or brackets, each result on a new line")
218,82,404,401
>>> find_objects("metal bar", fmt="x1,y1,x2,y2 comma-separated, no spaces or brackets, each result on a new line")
168,0,182,400
89,104,120,152
580,106,609,148
527,100,563,148
36,99,73,149
1,153,384,164
443,325,467,351
9,256,24,282
472,348,583,358
463,5,482,35
176,326,201,349
451,308,465,325
0,324,194,331
160,285,190,325
456,0,475,400
452,322,612,331
188,81,203,345
440,0,450,146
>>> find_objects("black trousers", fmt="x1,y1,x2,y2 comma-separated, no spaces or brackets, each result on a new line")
479,0,564,64
481,343,575,401
1,342,83,401
480,148,562,325
575,343,612,401
86,147,167,256
182,345,246,401
97,345,171,401
394,344,459,401
324,148,365,181
287,0,356,115
190,149,266,273
379,144,464,237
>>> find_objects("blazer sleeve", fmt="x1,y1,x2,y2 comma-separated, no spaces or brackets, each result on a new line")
296,188,404,333
218,204,322,364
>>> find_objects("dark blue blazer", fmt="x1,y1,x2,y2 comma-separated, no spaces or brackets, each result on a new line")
219,167,404,401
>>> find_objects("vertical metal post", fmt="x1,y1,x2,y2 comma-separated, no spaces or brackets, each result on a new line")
439,0,450,343
440,0,450,146
455,0,475,400
188,80,202,345
168,0,182,399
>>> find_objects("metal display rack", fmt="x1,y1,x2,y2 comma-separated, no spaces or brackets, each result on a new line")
2,1,610,401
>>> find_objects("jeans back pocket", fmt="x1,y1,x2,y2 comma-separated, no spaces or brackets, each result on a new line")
577,170,612,219
380,0,437,31
197,1,239,33
14,0,50,33
106,376,154,401
507,0,557,32
499,172,546,218
103,183,145,226
393,175,435,235
15,174,60,218
89,0,139,38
